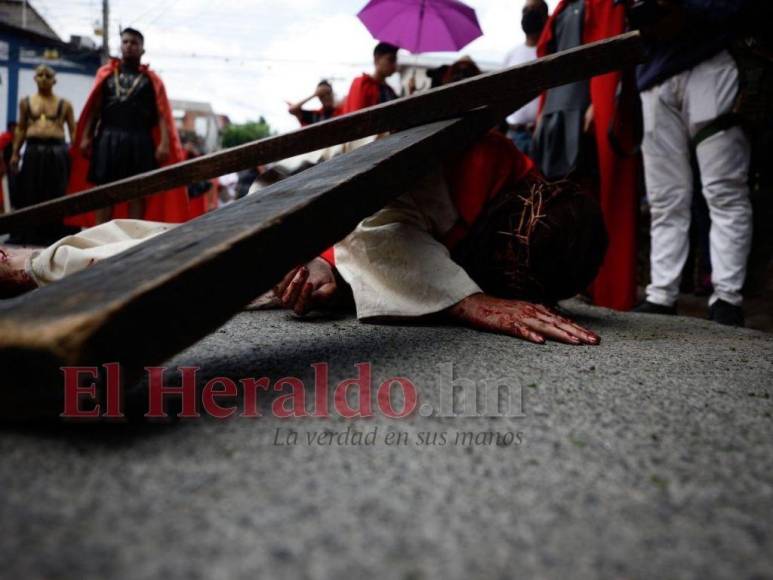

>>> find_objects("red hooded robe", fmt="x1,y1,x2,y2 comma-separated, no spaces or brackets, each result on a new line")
66,59,190,228
537,0,639,311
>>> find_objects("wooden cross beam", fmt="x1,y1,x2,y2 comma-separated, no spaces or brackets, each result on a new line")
0,32,642,233
0,34,645,419
0,111,503,419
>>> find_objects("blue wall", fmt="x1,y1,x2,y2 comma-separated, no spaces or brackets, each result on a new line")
1,28,100,123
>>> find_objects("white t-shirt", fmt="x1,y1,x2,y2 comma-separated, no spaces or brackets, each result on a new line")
503,44,539,127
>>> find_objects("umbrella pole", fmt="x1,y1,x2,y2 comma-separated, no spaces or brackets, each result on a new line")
411,0,426,93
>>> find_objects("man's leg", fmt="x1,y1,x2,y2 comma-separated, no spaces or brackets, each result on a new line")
687,51,752,311
641,77,694,308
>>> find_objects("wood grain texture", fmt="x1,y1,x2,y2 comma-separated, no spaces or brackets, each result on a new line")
0,31,643,233
0,111,502,418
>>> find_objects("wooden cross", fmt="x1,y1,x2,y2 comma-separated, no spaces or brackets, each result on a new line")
0,33,643,419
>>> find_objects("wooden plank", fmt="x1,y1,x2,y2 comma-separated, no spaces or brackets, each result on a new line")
0,109,503,419
0,31,643,233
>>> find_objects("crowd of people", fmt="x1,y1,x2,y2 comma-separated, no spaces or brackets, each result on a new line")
1,0,769,342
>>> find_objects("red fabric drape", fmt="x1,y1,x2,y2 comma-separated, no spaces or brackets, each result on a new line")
0,131,13,210
537,0,639,310
320,132,535,266
341,74,383,115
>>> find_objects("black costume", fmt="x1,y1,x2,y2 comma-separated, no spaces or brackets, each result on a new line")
11,97,73,244
14,97,70,210
88,64,159,185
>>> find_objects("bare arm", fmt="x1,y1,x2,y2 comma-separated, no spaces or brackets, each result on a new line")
156,116,170,164
288,84,332,124
10,99,29,172
64,101,76,144
79,90,101,159
288,93,316,122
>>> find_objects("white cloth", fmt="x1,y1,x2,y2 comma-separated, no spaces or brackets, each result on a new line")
334,166,481,319
26,169,481,319
28,219,175,286
641,49,752,307
504,44,540,126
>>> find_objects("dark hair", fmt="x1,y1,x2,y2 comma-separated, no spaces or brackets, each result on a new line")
374,42,399,58
452,177,608,305
529,0,549,18
317,80,332,88
121,27,144,43
441,57,481,85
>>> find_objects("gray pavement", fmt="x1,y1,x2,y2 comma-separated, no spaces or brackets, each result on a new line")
1,301,772,580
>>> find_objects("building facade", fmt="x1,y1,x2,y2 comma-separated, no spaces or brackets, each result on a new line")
0,1,101,128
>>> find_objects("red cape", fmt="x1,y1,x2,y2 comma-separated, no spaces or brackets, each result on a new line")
0,130,13,209
319,132,535,266
341,74,383,115
537,0,639,311
66,59,190,227
442,131,536,249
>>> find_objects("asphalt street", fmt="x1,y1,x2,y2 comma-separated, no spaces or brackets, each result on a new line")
1,301,771,580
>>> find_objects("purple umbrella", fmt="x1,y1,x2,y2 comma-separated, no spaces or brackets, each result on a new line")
357,0,483,54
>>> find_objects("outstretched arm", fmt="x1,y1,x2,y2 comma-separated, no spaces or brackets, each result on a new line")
448,293,599,345
274,173,601,345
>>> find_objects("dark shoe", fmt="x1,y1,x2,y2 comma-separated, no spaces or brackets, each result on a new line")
709,300,744,327
632,300,677,315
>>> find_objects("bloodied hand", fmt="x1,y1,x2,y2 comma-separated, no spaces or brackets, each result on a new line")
273,257,338,316
448,293,600,345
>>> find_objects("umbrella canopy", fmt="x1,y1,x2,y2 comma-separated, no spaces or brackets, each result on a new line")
357,0,483,54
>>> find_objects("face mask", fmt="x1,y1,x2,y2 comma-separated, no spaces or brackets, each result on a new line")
522,10,547,35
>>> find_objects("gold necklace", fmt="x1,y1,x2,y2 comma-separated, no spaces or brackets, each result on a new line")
113,67,144,100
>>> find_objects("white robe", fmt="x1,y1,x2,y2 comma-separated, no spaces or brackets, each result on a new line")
26,167,481,318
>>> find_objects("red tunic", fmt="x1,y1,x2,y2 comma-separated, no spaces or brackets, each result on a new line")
0,130,13,210
320,132,535,267
341,74,395,115
537,0,639,311
66,59,190,228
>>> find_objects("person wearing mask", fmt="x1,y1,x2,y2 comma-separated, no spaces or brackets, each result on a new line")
531,0,640,312
503,0,549,155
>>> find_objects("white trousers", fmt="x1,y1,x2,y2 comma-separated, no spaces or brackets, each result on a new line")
641,50,752,307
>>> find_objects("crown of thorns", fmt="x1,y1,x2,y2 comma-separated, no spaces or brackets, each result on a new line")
495,177,580,297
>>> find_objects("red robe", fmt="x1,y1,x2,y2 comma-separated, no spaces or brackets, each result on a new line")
66,59,190,228
320,132,535,266
537,0,639,311
0,130,13,211
341,74,388,114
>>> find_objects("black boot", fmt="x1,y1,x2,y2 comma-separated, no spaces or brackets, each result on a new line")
632,300,677,315
709,300,744,327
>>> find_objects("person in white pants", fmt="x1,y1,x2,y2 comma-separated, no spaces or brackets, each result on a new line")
638,48,752,325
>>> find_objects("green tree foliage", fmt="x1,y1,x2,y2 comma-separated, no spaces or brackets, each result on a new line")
221,117,272,148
